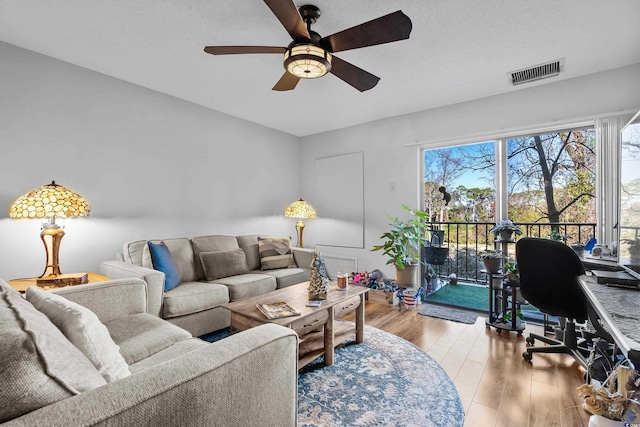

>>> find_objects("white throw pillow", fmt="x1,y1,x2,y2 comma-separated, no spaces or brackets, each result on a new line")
26,287,131,383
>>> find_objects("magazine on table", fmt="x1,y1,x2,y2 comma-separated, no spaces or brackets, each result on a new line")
256,301,301,319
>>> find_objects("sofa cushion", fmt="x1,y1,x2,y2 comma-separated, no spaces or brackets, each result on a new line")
104,313,192,365
128,338,208,374
258,268,309,289
200,250,250,281
162,281,230,319
191,235,241,279
123,238,199,282
192,235,241,253
148,241,181,291
26,287,131,383
258,237,297,270
237,235,265,271
0,280,106,423
211,274,277,301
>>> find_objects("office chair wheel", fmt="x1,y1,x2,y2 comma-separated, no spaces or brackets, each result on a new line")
526,336,535,345
517,330,523,336
496,328,502,334
523,351,533,362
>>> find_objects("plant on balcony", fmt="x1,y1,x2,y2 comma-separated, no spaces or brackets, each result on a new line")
548,230,569,242
489,219,522,235
490,219,522,242
503,262,519,284
372,205,429,287
478,249,504,260
478,249,504,273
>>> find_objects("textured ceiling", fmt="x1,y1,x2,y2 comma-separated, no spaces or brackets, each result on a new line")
1,0,639,137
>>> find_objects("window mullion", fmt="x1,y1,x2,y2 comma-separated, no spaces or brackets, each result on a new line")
495,138,508,221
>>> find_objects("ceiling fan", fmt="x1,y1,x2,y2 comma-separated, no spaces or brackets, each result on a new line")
204,0,412,92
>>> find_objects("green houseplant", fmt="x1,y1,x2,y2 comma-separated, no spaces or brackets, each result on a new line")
548,230,569,242
503,261,519,284
478,249,504,274
490,219,522,242
371,205,429,286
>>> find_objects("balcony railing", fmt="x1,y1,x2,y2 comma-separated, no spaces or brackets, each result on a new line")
423,221,596,284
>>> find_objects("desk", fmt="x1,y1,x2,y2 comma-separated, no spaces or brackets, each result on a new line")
7,272,110,293
579,275,640,366
579,253,619,271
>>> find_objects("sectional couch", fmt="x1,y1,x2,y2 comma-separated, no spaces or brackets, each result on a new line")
0,276,298,426
100,235,323,337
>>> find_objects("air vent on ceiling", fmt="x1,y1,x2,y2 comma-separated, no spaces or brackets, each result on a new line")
507,58,565,86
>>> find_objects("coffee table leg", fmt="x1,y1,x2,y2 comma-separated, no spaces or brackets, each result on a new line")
356,293,365,343
324,308,335,365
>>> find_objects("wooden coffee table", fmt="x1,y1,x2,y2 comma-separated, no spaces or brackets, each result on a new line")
224,282,368,368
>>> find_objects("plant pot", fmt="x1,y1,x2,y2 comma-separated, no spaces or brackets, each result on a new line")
429,230,445,246
423,246,449,265
483,258,501,274
402,289,418,309
395,262,418,287
497,230,515,242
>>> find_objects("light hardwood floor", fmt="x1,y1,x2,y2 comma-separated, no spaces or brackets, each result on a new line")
360,300,591,427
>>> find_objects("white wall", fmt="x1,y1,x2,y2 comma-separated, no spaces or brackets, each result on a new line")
300,64,640,277
0,42,301,279
2,39,639,281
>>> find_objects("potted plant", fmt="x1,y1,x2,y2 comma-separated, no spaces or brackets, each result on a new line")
490,219,522,242
548,230,569,242
422,225,449,266
371,205,429,287
503,262,519,284
478,249,504,274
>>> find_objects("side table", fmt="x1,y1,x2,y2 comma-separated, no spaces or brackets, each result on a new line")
7,272,110,293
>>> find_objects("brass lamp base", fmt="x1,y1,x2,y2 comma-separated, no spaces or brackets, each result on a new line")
39,222,64,279
295,220,305,248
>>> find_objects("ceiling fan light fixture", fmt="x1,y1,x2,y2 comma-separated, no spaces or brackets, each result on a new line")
284,44,332,79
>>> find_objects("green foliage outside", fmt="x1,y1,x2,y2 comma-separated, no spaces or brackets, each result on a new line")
423,128,596,245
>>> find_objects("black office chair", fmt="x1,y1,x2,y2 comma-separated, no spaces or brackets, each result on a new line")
516,237,591,368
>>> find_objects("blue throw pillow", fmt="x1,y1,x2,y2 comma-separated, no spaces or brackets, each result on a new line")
147,241,181,291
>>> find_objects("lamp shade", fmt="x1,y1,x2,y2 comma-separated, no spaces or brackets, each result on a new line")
284,45,332,79
9,181,91,220
284,198,317,219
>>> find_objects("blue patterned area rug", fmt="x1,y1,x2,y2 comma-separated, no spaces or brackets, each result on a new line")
297,324,464,427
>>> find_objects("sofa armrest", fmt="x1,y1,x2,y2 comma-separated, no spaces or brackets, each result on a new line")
292,247,314,269
99,260,164,318
51,278,148,324
5,324,298,427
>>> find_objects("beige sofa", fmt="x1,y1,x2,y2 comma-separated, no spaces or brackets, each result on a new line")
0,277,298,426
100,235,319,337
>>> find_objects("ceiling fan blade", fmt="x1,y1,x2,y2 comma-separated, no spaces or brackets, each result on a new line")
330,56,380,92
263,0,310,41
204,46,286,55
320,10,412,53
272,71,300,91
